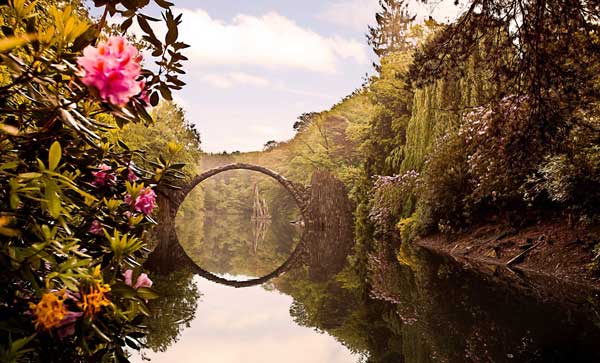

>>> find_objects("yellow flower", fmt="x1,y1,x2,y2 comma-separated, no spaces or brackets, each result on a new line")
29,290,68,331
78,282,112,318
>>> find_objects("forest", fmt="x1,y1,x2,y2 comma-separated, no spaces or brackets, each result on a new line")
0,0,599,362
221,0,600,286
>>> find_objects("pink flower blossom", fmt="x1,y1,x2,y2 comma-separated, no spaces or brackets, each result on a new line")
135,187,156,215
126,187,157,215
56,311,83,339
123,269,133,287
89,220,103,236
77,36,143,106
127,168,139,182
138,81,151,106
123,269,153,289
92,164,115,187
134,273,153,289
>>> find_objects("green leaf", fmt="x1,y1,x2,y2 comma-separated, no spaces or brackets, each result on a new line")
158,83,172,101
120,17,133,33
71,26,97,52
136,15,157,40
0,34,34,53
48,141,61,171
168,163,186,170
165,22,178,45
11,334,36,352
155,0,174,8
18,172,42,179
45,181,61,219
91,323,112,342
124,336,140,350
111,282,137,299
149,91,159,106
136,287,159,300
137,300,151,316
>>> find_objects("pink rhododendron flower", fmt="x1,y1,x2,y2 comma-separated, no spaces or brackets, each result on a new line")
126,187,157,215
138,81,151,106
123,269,153,289
89,220,103,236
123,269,133,287
92,164,115,187
134,273,153,289
127,168,139,182
77,36,143,106
135,187,156,215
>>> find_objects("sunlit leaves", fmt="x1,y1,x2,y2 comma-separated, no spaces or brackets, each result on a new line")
48,141,61,172
0,34,35,53
105,229,145,263
43,5,90,48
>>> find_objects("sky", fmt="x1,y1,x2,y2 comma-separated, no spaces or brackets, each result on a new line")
112,0,465,152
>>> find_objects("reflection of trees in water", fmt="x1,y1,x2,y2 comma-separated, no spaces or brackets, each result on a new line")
364,241,600,363
140,268,201,354
302,170,354,281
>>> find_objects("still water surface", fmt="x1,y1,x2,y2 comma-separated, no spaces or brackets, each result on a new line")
133,274,356,363
135,170,600,363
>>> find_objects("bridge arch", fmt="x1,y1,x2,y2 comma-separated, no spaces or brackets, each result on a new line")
157,163,309,288
169,163,309,215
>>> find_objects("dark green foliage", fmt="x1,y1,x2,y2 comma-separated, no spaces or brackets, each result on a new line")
416,129,472,233
0,0,191,361
358,0,600,237
142,269,200,353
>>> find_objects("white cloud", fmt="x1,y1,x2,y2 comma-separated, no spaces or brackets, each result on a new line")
196,71,336,100
175,8,369,73
199,72,271,89
228,72,271,87
318,0,380,31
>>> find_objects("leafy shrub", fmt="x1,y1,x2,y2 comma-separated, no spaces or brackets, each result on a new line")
368,171,419,235
459,95,536,208
417,88,600,234
522,134,600,223
417,128,472,234
0,1,189,361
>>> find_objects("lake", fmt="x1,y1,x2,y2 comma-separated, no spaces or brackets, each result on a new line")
133,170,600,363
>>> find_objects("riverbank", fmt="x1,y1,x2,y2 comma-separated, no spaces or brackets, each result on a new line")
416,221,600,288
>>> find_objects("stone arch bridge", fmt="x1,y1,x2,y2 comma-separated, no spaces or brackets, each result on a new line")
147,163,353,287
158,163,311,222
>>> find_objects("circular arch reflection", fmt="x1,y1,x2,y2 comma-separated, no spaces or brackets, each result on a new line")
173,163,307,288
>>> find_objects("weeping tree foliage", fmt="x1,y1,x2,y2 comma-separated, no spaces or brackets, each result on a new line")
400,49,492,173
411,0,600,162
